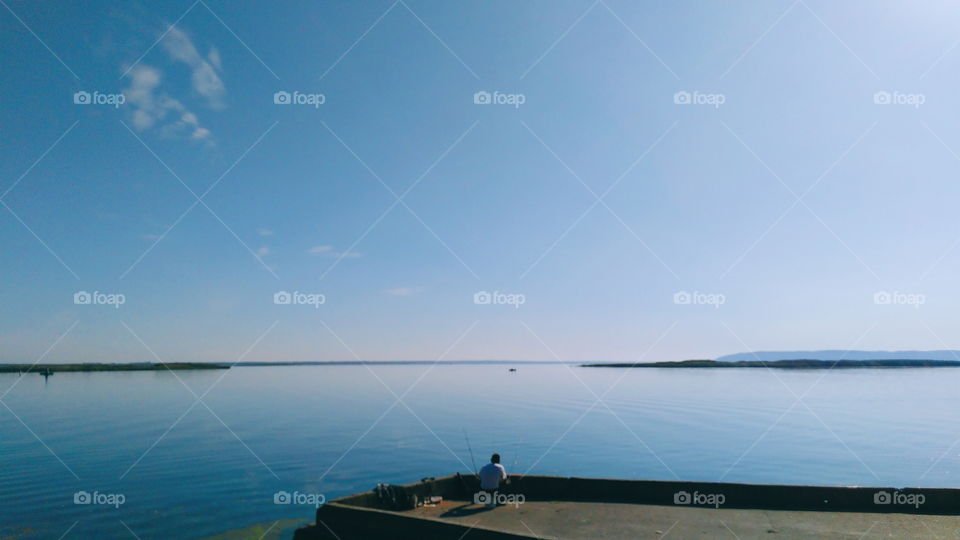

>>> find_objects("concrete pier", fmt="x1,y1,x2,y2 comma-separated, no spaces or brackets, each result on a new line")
294,474,960,540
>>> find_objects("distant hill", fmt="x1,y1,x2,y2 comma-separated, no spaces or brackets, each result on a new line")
586,359,960,369
716,350,960,362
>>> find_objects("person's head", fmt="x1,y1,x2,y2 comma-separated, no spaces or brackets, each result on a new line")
491,453,500,464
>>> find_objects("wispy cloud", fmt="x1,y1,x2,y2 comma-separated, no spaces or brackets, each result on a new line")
122,26,222,141
385,287,422,296
256,246,270,256
161,26,225,109
257,228,273,237
124,64,212,140
307,245,332,254
307,245,361,258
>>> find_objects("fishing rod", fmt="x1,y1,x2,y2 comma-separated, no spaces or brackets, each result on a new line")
463,428,479,477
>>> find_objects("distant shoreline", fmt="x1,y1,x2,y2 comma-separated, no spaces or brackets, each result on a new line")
0,363,229,373
0,360,570,373
584,359,960,369
232,360,570,366
6,359,958,373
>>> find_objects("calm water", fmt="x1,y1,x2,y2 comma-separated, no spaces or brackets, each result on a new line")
3,365,960,538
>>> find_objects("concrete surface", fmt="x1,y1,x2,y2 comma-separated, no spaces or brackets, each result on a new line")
411,500,960,539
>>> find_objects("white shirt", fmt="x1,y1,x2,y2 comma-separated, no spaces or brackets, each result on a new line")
478,462,507,490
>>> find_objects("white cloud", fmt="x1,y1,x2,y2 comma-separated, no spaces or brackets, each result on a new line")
385,287,422,296
161,26,225,109
207,47,222,71
123,64,211,140
122,25,223,141
124,65,163,130
257,246,270,256
307,245,362,258
257,228,274,237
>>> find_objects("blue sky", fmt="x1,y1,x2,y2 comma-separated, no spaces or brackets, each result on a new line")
4,0,960,363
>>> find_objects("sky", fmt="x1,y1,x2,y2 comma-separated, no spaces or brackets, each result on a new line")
3,0,960,364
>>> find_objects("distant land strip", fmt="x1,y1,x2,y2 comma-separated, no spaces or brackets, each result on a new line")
584,359,960,368
6,360,960,373
0,360,573,373
232,360,571,366
5,360,960,373
0,363,229,373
